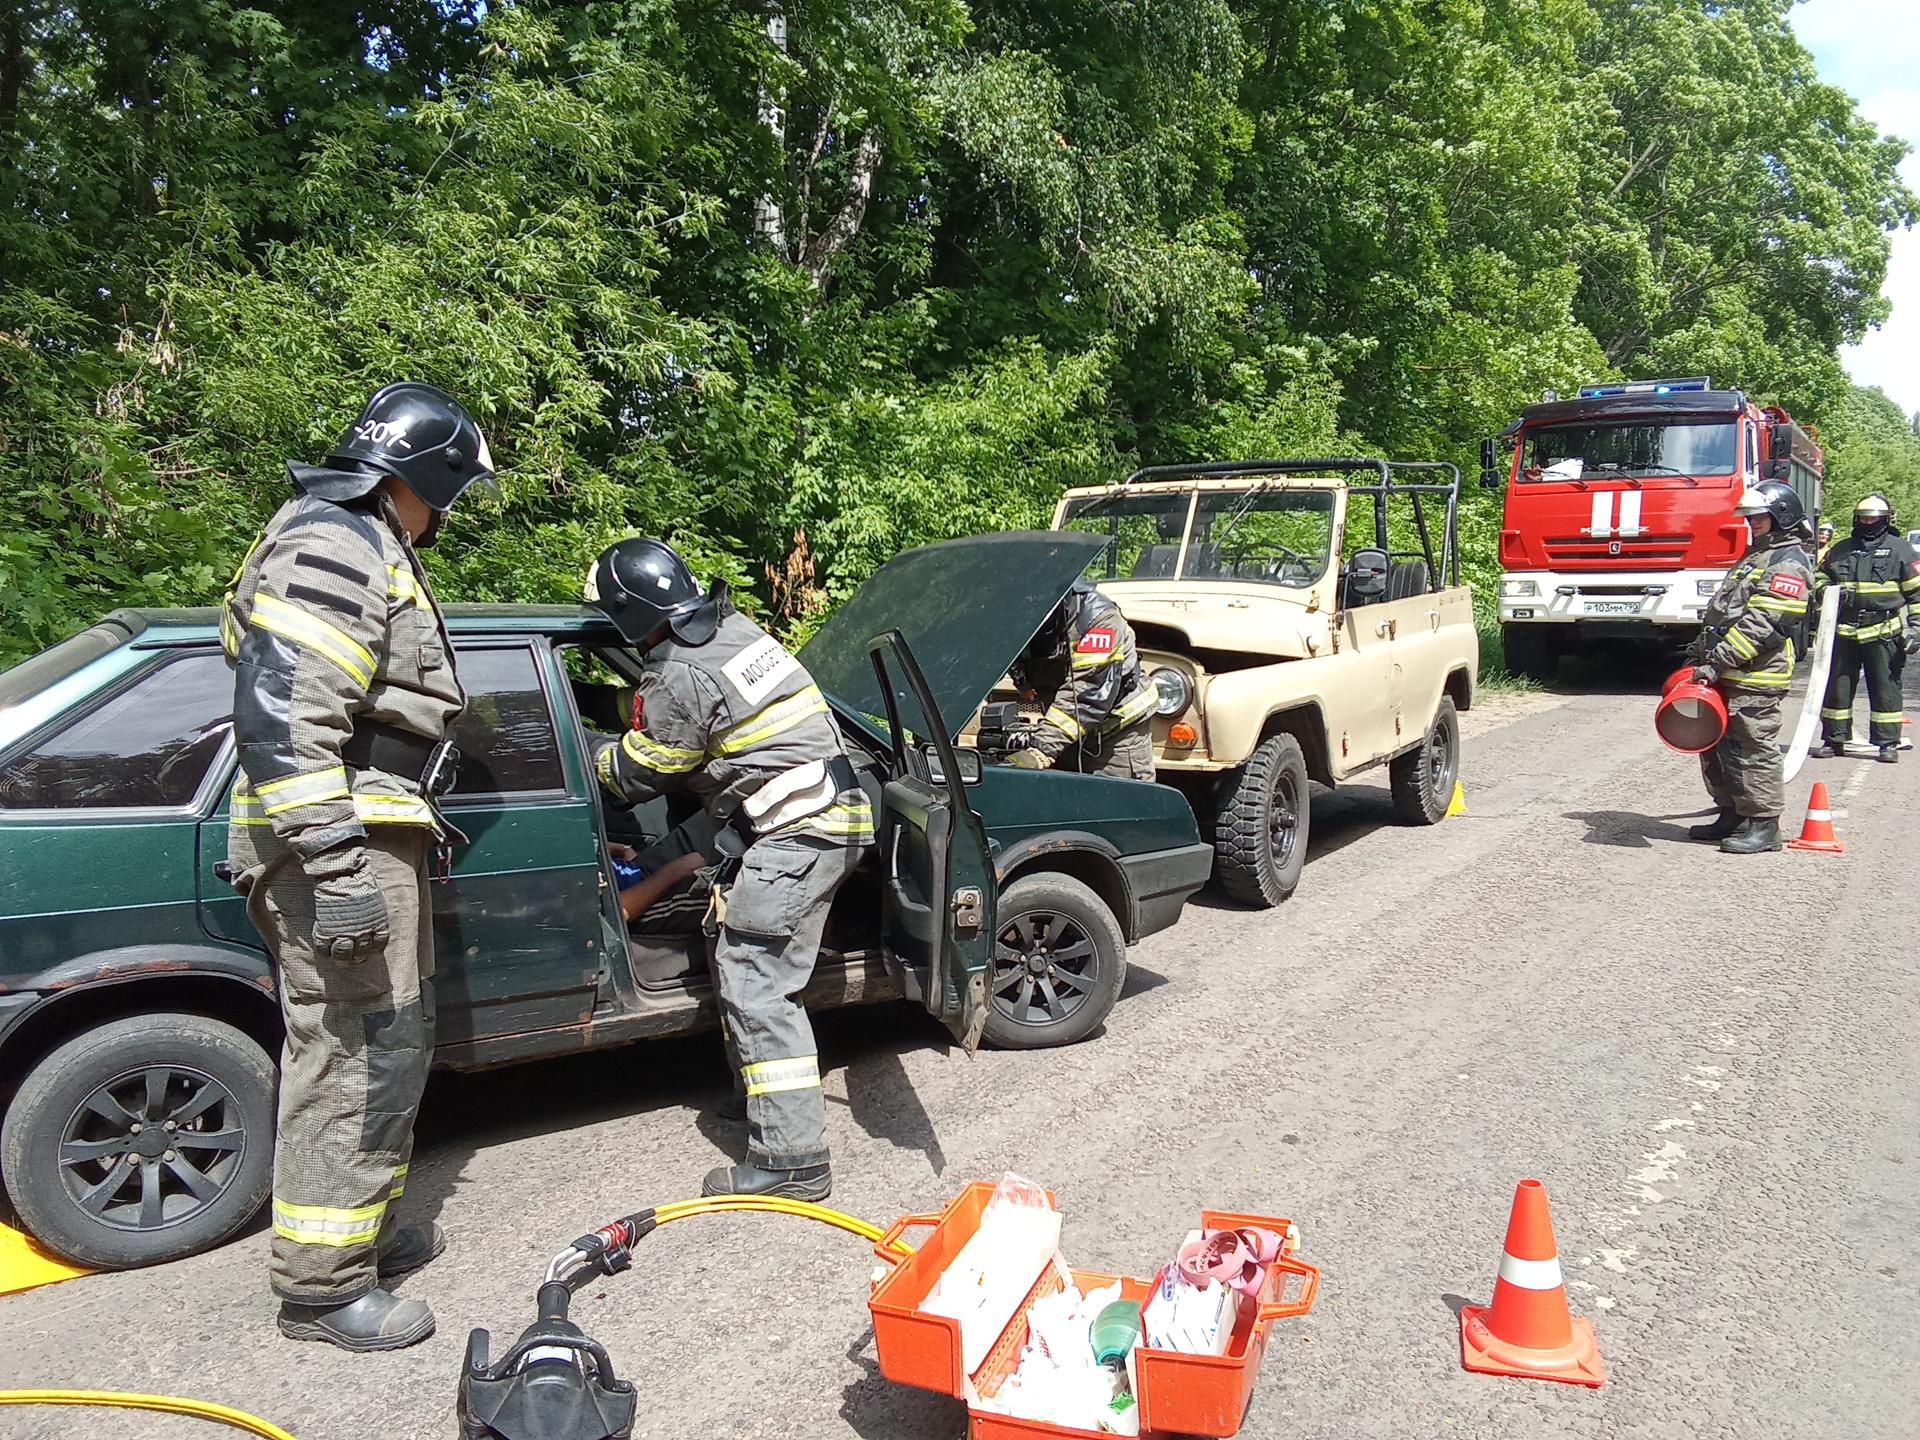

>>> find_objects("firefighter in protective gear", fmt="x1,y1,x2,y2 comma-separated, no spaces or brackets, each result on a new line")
1685,480,1814,854
224,382,495,1351
584,538,872,1202
1816,520,1835,563
1001,582,1157,779
1810,494,1920,764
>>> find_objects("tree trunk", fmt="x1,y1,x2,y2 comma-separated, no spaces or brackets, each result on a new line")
753,3,788,255
804,129,880,290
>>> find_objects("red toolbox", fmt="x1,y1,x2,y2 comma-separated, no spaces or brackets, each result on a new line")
868,1182,1319,1439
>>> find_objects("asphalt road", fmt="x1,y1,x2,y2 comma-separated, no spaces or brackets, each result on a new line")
5,663,1916,1440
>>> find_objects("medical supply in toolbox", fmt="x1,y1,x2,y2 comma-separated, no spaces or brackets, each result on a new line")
868,1178,1319,1440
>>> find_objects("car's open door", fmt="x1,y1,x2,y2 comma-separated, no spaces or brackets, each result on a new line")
867,628,996,1052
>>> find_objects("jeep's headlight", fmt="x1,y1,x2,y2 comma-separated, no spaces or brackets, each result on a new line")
1150,667,1192,717
1501,578,1539,598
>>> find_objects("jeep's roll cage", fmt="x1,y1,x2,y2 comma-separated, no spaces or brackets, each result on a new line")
1118,458,1462,589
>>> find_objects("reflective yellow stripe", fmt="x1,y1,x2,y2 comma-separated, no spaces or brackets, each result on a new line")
1821,706,1853,720
1839,617,1903,639
1747,594,1805,614
742,1055,820,1096
1870,710,1906,722
250,593,375,687
1724,627,1759,660
1070,649,1120,672
353,794,436,826
1106,685,1156,729
1840,580,1901,594
388,1163,409,1201
255,765,351,816
713,685,829,755
621,727,704,774
792,801,875,838
272,1197,386,1247
1043,706,1084,740
386,565,426,608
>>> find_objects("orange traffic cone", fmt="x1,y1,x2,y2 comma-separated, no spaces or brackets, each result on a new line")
1786,781,1845,854
1460,1178,1604,1387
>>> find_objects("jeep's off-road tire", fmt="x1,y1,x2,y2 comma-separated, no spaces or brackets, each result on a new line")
1500,625,1558,683
983,873,1128,1050
1,1013,276,1269
1213,733,1310,907
1391,696,1460,825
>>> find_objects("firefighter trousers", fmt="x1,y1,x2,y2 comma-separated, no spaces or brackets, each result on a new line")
240,828,434,1304
1700,688,1784,819
1056,725,1156,781
1821,634,1904,747
710,830,861,1171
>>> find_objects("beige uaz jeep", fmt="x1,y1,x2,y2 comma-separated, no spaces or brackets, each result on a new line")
1049,459,1479,906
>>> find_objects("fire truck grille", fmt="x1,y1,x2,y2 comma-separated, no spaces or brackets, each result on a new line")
1542,535,1692,565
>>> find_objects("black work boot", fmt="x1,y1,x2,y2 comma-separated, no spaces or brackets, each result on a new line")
1719,818,1782,855
377,1221,446,1282
1807,743,1838,759
1878,745,1899,765
278,1288,435,1352
1687,810,1741,841
701,1162,832,1202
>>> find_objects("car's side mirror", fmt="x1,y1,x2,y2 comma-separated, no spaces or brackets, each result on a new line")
1479,437,1502,490
1770,427,1793,461
925,746,983,786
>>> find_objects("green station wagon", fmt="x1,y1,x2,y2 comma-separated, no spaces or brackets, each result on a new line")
0,532,1209,1268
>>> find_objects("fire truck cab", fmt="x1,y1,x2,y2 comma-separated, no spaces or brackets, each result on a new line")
1480,377,1822,681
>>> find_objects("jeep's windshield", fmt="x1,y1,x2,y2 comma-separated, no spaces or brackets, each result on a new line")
1060,487,1335,588
1520,419,1735,481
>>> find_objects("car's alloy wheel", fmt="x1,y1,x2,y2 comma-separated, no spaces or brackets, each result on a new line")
57,1062,249,1233
980,873,1127,1050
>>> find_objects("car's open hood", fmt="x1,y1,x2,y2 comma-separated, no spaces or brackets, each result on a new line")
799,531,1106,738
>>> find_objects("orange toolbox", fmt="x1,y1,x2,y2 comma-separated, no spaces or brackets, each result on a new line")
868,1182,1319,1439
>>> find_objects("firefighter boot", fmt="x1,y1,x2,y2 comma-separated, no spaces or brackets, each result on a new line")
1807,743,1838,759
1879,746,1899,765
1687,810,1741,841
278,1288,436,1352
701,1162,832,1202
1719,818,1783,855
377,1221,446,1281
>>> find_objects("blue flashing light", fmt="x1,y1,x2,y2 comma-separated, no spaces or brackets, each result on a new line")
1576,376,1713,399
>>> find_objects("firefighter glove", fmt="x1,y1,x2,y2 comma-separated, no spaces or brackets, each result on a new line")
1690,664,1718,685
1004,747,1052,770
1907,625,1920,658
311,866,392,962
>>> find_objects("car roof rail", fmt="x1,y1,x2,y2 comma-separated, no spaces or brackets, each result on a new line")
1121,457,1391,485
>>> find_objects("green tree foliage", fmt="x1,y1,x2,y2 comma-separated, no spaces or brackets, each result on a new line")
1,0,1913,669
1820,385,1920,525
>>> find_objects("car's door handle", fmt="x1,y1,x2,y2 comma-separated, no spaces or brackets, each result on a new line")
1376,619,1396,638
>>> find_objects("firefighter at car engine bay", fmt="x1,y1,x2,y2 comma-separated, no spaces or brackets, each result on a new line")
1000,580,1157,780
223,382,494,1353
1685,480,1815,855
584,537,872,1202
1811,494,1920,764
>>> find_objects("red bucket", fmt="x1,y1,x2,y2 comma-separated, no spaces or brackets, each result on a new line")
1656,676,1726,753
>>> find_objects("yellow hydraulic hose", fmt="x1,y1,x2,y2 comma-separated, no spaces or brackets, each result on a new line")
0,1389,296,1440
0,1199,914,1439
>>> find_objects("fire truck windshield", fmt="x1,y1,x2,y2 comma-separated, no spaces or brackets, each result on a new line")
1520,419,1736,482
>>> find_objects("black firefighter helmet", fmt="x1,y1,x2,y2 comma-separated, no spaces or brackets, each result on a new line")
325,381,497,512
585,537,724,648
1733,479,1806,536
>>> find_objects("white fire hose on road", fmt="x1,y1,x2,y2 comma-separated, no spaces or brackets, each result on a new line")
1779,586,1840,784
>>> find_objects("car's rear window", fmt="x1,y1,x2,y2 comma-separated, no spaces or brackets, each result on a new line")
0,653,233,811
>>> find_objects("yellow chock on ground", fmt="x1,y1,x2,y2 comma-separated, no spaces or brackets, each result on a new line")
0,1223,90,1297
1446,781,1467,818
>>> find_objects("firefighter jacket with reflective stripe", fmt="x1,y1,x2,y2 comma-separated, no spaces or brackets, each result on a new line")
223,475,464,860
1814,530,1920,641
1018,586,1155,762
1700,534,1814,690
593,606,873,845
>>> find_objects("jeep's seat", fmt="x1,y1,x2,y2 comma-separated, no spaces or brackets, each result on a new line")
1130,545,1180,578
1387,560,1431,601
1341,551,1389,609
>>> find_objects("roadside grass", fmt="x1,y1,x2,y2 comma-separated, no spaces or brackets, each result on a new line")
1474,612,1541,695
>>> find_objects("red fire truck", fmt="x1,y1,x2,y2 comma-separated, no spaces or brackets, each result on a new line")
1480,377,1823,680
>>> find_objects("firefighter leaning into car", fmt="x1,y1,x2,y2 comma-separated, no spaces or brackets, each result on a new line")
584,538,872,1202
1685,480,1815,855
222,383,494,1351
1811,494,1920,764
1001,581,1157,780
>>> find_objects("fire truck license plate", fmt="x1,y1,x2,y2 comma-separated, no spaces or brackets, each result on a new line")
1585,600,1639,614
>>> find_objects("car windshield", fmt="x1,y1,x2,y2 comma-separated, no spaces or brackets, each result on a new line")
1060,488,1334,587
1520,419,1736,480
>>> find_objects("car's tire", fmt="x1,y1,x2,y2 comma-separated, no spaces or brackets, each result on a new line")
1,1013,276,1269
982,873,1127,1050
1391,695,1460,826
1212,733,1310,907
1500,625,1558,683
